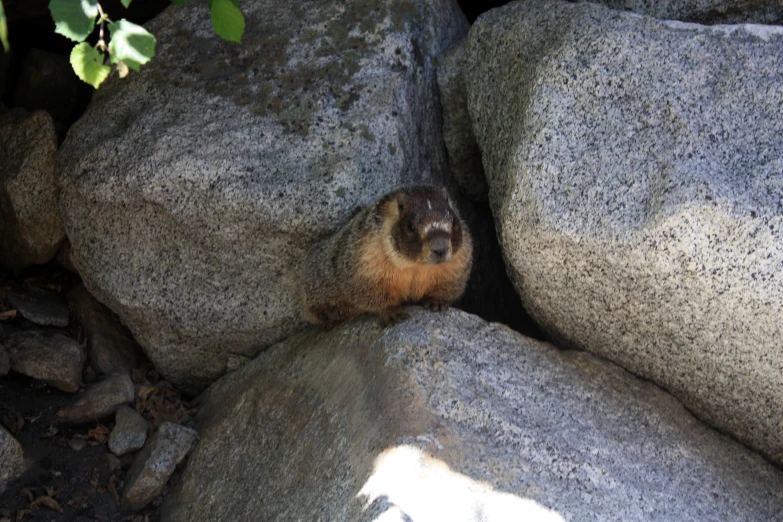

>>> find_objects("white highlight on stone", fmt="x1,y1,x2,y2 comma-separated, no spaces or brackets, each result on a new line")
427,199,432,210
358,445,566,522
663,20,783,42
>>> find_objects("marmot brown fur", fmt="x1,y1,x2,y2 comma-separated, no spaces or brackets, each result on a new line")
302,185,473,327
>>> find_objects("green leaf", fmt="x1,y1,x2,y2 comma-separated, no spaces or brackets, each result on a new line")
49,0,99,42
211,0,239,6
108,19,155,72
121,0,132,8
172,0,191,6
0,0,10,52
210,0,243,43
70,42,110,88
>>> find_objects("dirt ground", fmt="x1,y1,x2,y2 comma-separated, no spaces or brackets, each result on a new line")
0,372,174,522
1,267,190,522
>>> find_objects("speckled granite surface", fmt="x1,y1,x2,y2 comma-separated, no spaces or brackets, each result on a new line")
465,0,783,465
436,40,487,200
0,426,25,497
584,0,783,24
164,309,783,521
58,0,468,393
0,109,64,273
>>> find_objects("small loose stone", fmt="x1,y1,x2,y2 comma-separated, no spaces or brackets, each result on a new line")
55,373,135,424
105,453,122,473
109,405,149,457
121,422,198,511
0,426,26,496
6,287,69,327
68,438,87,451
7,330,84,392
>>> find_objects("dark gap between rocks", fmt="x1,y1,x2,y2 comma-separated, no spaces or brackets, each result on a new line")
456,0,516,23
456,200,543,340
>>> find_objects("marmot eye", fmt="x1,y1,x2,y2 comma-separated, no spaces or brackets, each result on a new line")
407,221,415,233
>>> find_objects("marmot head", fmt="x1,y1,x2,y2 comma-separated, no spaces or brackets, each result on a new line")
380,186,465,265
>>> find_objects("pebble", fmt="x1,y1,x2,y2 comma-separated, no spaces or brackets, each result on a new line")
5,287,69,327
68,438,87,451
0,425,26,496
55,373,135,424
121,422,198,511
109,405,149,457
6,330,84,392
104,453,122,473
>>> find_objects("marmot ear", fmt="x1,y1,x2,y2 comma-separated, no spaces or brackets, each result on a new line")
375,191,402,222
377,191,399,208
395,193,406,213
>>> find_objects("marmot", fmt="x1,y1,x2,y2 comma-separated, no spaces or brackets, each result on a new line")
302,185,473,327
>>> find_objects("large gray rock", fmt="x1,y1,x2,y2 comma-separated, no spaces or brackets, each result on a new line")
163,309,783,521
0,109,64,273
587,0,783,24
68,284,140,376
59,0,468,393
464,0,783,465
436,40,487,200
0,426,25,496
457,201,540,337
6,330,84,392
122,422,198,511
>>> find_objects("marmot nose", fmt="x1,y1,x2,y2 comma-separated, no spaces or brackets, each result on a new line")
430,237,450,259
